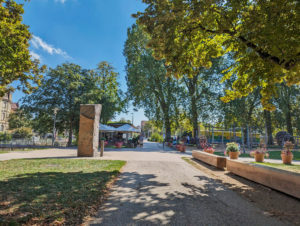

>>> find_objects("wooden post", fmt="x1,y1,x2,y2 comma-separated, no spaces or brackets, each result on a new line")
100,140,104,157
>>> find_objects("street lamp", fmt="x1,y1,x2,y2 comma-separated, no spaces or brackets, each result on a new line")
52,107,59,146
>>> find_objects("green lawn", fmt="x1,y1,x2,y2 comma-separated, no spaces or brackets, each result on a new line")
0,159,126,225
214,150,300,161
253,162,300,173
0,148,49,154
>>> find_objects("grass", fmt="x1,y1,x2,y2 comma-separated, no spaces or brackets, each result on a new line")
214,150,300,161
0,148,50,154
252,162,300,173
0,159,126,225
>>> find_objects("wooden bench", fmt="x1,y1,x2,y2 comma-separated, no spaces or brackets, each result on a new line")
192,150,227,169
227,159,300,199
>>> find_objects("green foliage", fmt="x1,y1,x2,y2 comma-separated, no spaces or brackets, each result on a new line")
124,24,182,140
0,0,45,97
135,0,300,108
8,109,31,129
0,132,12,142
22,62,125,145
150,132,163,143
12,127,33,139
226,142,240,154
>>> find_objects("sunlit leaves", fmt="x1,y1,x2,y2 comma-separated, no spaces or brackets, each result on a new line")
0,0,45,96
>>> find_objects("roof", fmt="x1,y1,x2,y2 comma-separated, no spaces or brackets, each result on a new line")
99,124,117,132
99,123,141,133
11,102,19,111
116,124,141,133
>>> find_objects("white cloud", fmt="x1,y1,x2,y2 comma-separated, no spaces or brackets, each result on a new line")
30,51,41,60
31,35,70,58
55,0,67,3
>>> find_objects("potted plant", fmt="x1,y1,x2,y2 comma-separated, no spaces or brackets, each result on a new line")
204,147,215,154
250,142,269,162
226,142,240,159
115,141,123,148
281,141,294,164
179,143,186,152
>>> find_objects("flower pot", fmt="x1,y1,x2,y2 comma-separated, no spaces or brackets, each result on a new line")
254,153,264,162
115,142,123,148
281,153,293,164
180,145,186,152
229,151,239,159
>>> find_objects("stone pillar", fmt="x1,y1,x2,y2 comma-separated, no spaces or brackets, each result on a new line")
78,104,102,157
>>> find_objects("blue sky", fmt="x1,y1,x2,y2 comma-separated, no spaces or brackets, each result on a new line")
14,0,148,126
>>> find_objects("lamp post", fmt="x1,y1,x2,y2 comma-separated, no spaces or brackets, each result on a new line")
131,112,134,125
52,108,59,146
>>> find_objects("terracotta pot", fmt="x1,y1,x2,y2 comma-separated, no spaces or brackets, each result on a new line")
229,151,239,159
254,153,264,162
115,142,123,148
180,145,186,152
281,153,293,164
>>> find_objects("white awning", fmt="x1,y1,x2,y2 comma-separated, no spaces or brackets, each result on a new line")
99,124,117,132
116,124,141,133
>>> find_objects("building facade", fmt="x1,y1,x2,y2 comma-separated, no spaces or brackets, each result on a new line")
0,92,16,132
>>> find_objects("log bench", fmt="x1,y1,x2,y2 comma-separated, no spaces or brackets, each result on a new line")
227,159,300,199
192,150,227,169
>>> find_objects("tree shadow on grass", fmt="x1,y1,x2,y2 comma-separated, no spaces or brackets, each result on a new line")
0,170,119,225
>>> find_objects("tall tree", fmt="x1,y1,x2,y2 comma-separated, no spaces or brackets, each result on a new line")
134,0,299,107
22,62,124,146
274,84,300,137
0,0,45,96
263,110,274,145
124,24,181,141
179,57,225,140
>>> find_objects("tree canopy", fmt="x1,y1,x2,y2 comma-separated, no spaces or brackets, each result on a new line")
134,0,300,108
22,62,124,145
124,24,182,140
0,0,45,97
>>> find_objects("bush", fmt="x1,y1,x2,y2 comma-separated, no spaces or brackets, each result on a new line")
150,132,163,142
12,127,33,139
0,132,12,142
226,142,240,154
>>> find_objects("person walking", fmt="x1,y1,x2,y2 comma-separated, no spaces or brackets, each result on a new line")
139,135,144,147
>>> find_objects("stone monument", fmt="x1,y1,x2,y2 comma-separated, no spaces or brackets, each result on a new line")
77,104,102,157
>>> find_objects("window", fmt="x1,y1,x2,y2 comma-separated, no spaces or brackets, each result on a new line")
2,113,5,121
0,124,3,131
3,101,7,109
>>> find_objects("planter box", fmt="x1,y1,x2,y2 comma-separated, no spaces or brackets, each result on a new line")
227,160,300,199
192,150,227,169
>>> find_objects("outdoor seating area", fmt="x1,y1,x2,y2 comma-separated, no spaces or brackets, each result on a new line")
99,123,141,148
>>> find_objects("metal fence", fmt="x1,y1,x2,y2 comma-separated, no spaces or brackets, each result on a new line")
0,137,69,149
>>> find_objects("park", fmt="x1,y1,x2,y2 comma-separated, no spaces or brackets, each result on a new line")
0,0,300,225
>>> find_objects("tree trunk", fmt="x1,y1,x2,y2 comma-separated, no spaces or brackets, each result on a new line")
285,108,293,136
164,115,171,142
263,110,274,145
191,96,198,142
67,118,73,146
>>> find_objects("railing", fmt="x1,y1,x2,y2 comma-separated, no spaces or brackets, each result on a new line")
0,137,68,149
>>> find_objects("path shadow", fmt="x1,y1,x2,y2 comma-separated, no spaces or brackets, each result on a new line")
0,170,119,225
90,172,283,226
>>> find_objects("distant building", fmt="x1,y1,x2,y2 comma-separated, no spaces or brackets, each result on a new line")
0,92,18,132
